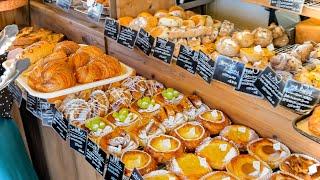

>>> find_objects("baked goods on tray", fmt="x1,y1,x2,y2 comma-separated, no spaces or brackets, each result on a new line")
106,107,142,132
270,171,298,180
200,171,238,180
197,109,231,135
308,106,320,137
121,150,157,176
143,170,179,180
135,118,166,147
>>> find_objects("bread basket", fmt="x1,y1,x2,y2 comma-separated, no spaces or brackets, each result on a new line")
0,0,28,12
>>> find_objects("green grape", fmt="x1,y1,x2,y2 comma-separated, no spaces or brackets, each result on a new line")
99,121,106,129
119,108,129,115
166,92,174,100
92,124,99,132
118,114,127,122
141,101,149,109
92,117,101,124
161,90,167,97
167,88,174,92
137,99,143,107
142,97,151,103
112,112,119,118
173,90,179,97
85,121,92,130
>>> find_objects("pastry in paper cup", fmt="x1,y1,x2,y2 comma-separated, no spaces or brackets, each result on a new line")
247,138,291,169
121,150,157,176
143,170,179,180
106,108,143,133
82,117,115,143
135,118,166,147
270,171,298,180
197,109,231,135
200,171,238,180
145,134,183,164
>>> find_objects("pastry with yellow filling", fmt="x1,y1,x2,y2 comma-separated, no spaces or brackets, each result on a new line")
200,171,238,180
270,172,298,180
240,46,275,68
121,150,157,176
143,170,179,180
197,110,231,135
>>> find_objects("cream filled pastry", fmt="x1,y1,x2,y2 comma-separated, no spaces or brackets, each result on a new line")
107,108,141,132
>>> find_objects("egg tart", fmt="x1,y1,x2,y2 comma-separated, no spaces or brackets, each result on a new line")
226,154,272,179
279,154,320,180
196,137,239,170
136,118,166,147
200,171,238,180
82,117,115,143
197,110,231,135
145,134,183,163
270,172,298,180
168,153,212,180
106,108,142,133
219,125,259,150
247,138,291,169
171,121,208,151
121,150,157,176
143,170,179,180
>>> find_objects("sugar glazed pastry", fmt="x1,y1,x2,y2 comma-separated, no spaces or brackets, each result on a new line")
135,118,166,147
197,109,231,135
200,171,238,180
106,108,142,132
121,150,157,176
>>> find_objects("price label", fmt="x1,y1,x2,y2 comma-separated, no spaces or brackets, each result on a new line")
104,18,119,40
236,67,263,97
176,45,198,74
26,93,40,118
270,0,305,13
56,0,72,10
85,139,107,175
254,66,286,107
152,38,175,64
213,55,245,87
280,79,320,114
52,110,69,140
68,124,88,155
196,51,215,83
8,82,22,107
43,0,53,3
38,99,56,126
105,154,125,180
135,28,155,56
117,26,138,49
87,3,104,22
129,168,143,180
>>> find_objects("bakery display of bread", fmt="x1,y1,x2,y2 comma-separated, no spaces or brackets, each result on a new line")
196,109,231,135
121,150,157,176
200,171,238,180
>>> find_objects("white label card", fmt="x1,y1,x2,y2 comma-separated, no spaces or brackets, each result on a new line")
273,142,281,151
219,144,228,151
308,164,318,175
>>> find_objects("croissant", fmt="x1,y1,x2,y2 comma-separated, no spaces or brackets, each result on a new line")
76,45,104,58
54,40,80,56
68,51,90,69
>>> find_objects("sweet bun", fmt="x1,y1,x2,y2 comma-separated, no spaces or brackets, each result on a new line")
216,37,240,57
273,34,289,47
232,30,254,48
138,12,153,18
213,19,222,29
182,20,196,28
185,10,197,19
253,27,273,47
204,15,214,27
219,20,234,37
169,10,185,19
118,16,134,27
158,16,183,27
154,10,169,18
129,16,158,32
150,26,169,39
169,5,184,12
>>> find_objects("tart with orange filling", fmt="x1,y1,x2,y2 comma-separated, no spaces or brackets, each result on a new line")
219,125,259,150
171,121,208,151
145,134,183,163
200,171,238,180
121,150,157,176
270,172,298,180
196,137,239,170
247,138,291,169
226,154,272,179
136,118,166,147
143,170,179,180
168,153,212,180
197,109,231,135
106,108,142,133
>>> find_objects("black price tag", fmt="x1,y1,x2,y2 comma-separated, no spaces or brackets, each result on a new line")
213,55,245,87
56,0,72,10
135,29,155,56
26,93,40,118
52,110,69,140
152,38,175,64
129,168,143,180
85,139,107,175
176,45,198,74
117,26,138,49
236,67,263,97
88,3,104,22
68,124,88,155
43,0,53,3
254,66,286,107
270,0,305,13
105,154,125,180
8,82,22,107
196,51,215,83
280,79,320,114
38,99,56,126
104,18,119,40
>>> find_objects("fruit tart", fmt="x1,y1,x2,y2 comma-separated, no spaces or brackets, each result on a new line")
121,76,148,100
219,125,259,150
132,96,165,119
143,170,179,180
61,99,92,126
226,154,272,179
145,134,183,163
270,172,298,180
155,88,184,106
121,150,157,176
106,87,132,111
247,138,291,169
171,121,208,151
200,171,238,180
136,118,166,147
160,105,188,131
196,137,239,170
99,128,139,157
197,109,231,135
168,153,212,180
279,154,320,180
83,117,115,143
106,108,142,133
87,90,109,117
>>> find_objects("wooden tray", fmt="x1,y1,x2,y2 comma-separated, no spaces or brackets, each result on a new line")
0,0,27,12
293,112,320,144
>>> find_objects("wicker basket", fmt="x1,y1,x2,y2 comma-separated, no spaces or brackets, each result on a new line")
0,0,28,12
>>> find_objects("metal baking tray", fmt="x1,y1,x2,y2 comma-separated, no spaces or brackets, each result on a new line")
293,111,320,144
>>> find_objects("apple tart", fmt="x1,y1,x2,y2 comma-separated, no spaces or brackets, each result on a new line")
168,153,212,180
106,108,142,133
197,110,231,135
226,154,272,179
143,170,179,180
270,172,298,180
136,118,166,147
121,150,157,176
200,171,238,180
247,138,291,169
196,137,239,170
145,134,183,163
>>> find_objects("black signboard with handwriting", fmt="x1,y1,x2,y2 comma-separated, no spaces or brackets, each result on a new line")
117,26,138,49
280,79,320,114
8,82,22,107
176,45,198,74
152,38,175,64
52,110,69,140
56,0,72,10
213,55,245,87
104,18,119,40
26,93,40,118
196,51,215,83
105,154,125,180
254,66,286,107
43,0,53,3
88,3,104,22
270,0,305,13
135,28,155,55
38,99,56,126
85,139,107,175
236,67,263,97
68,124,88,155
129,168,143,180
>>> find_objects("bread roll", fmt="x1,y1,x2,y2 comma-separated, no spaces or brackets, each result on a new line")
219,20,234,37
216,37,240,57
129,16,158,32
232,30,254,48
169,5,184,12
150,26,169,39
154,10,169,18
185,10,196,19
138,12,153,18
158,16,183,27
182,20,195,28
118,16,134,27
253,27,273,47
273,34,289,47
189,15,206,27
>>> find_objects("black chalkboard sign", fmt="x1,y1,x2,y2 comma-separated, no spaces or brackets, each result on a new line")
8,82,22,107
196,51,215,83
270,0,305,13
117,26,138,49
43,0,53,3
105,154,125,180
254,66,286,107
213,55,245,87
104,18,119,40
68,124,88,155
56,0,72,10
85,139,107,175
176,45,198,74
129,168,143,180
135,29,155,56
52,110,69,140
26,93,40,118
88,3,104,22
280,79,320,114
38,99,56,126
152,38,175,64
236,67,263,98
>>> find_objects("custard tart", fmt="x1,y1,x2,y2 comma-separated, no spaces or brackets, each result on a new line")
196,137,239,170
200,171,238,180
279,154,320,180
106,108,142,133
171,121,208,151
247,138,290,169
168,153,212,180
270,172,298,180
136,118,166,147
121,150,157,176
219,125,259,150
145,134,183,163
226,154,272,179
143,170,179,180
197,109,231,135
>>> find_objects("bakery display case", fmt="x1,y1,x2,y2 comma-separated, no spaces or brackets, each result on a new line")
2,0,320,180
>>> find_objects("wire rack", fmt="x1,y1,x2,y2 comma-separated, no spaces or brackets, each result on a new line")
275,44,299,54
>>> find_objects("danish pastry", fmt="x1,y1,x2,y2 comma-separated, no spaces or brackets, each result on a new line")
270,172,298,180
143,170,179,180
136,118,166,147
121,150,157,176
200,171,238,180
197,109,231,135
53,40,80,56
